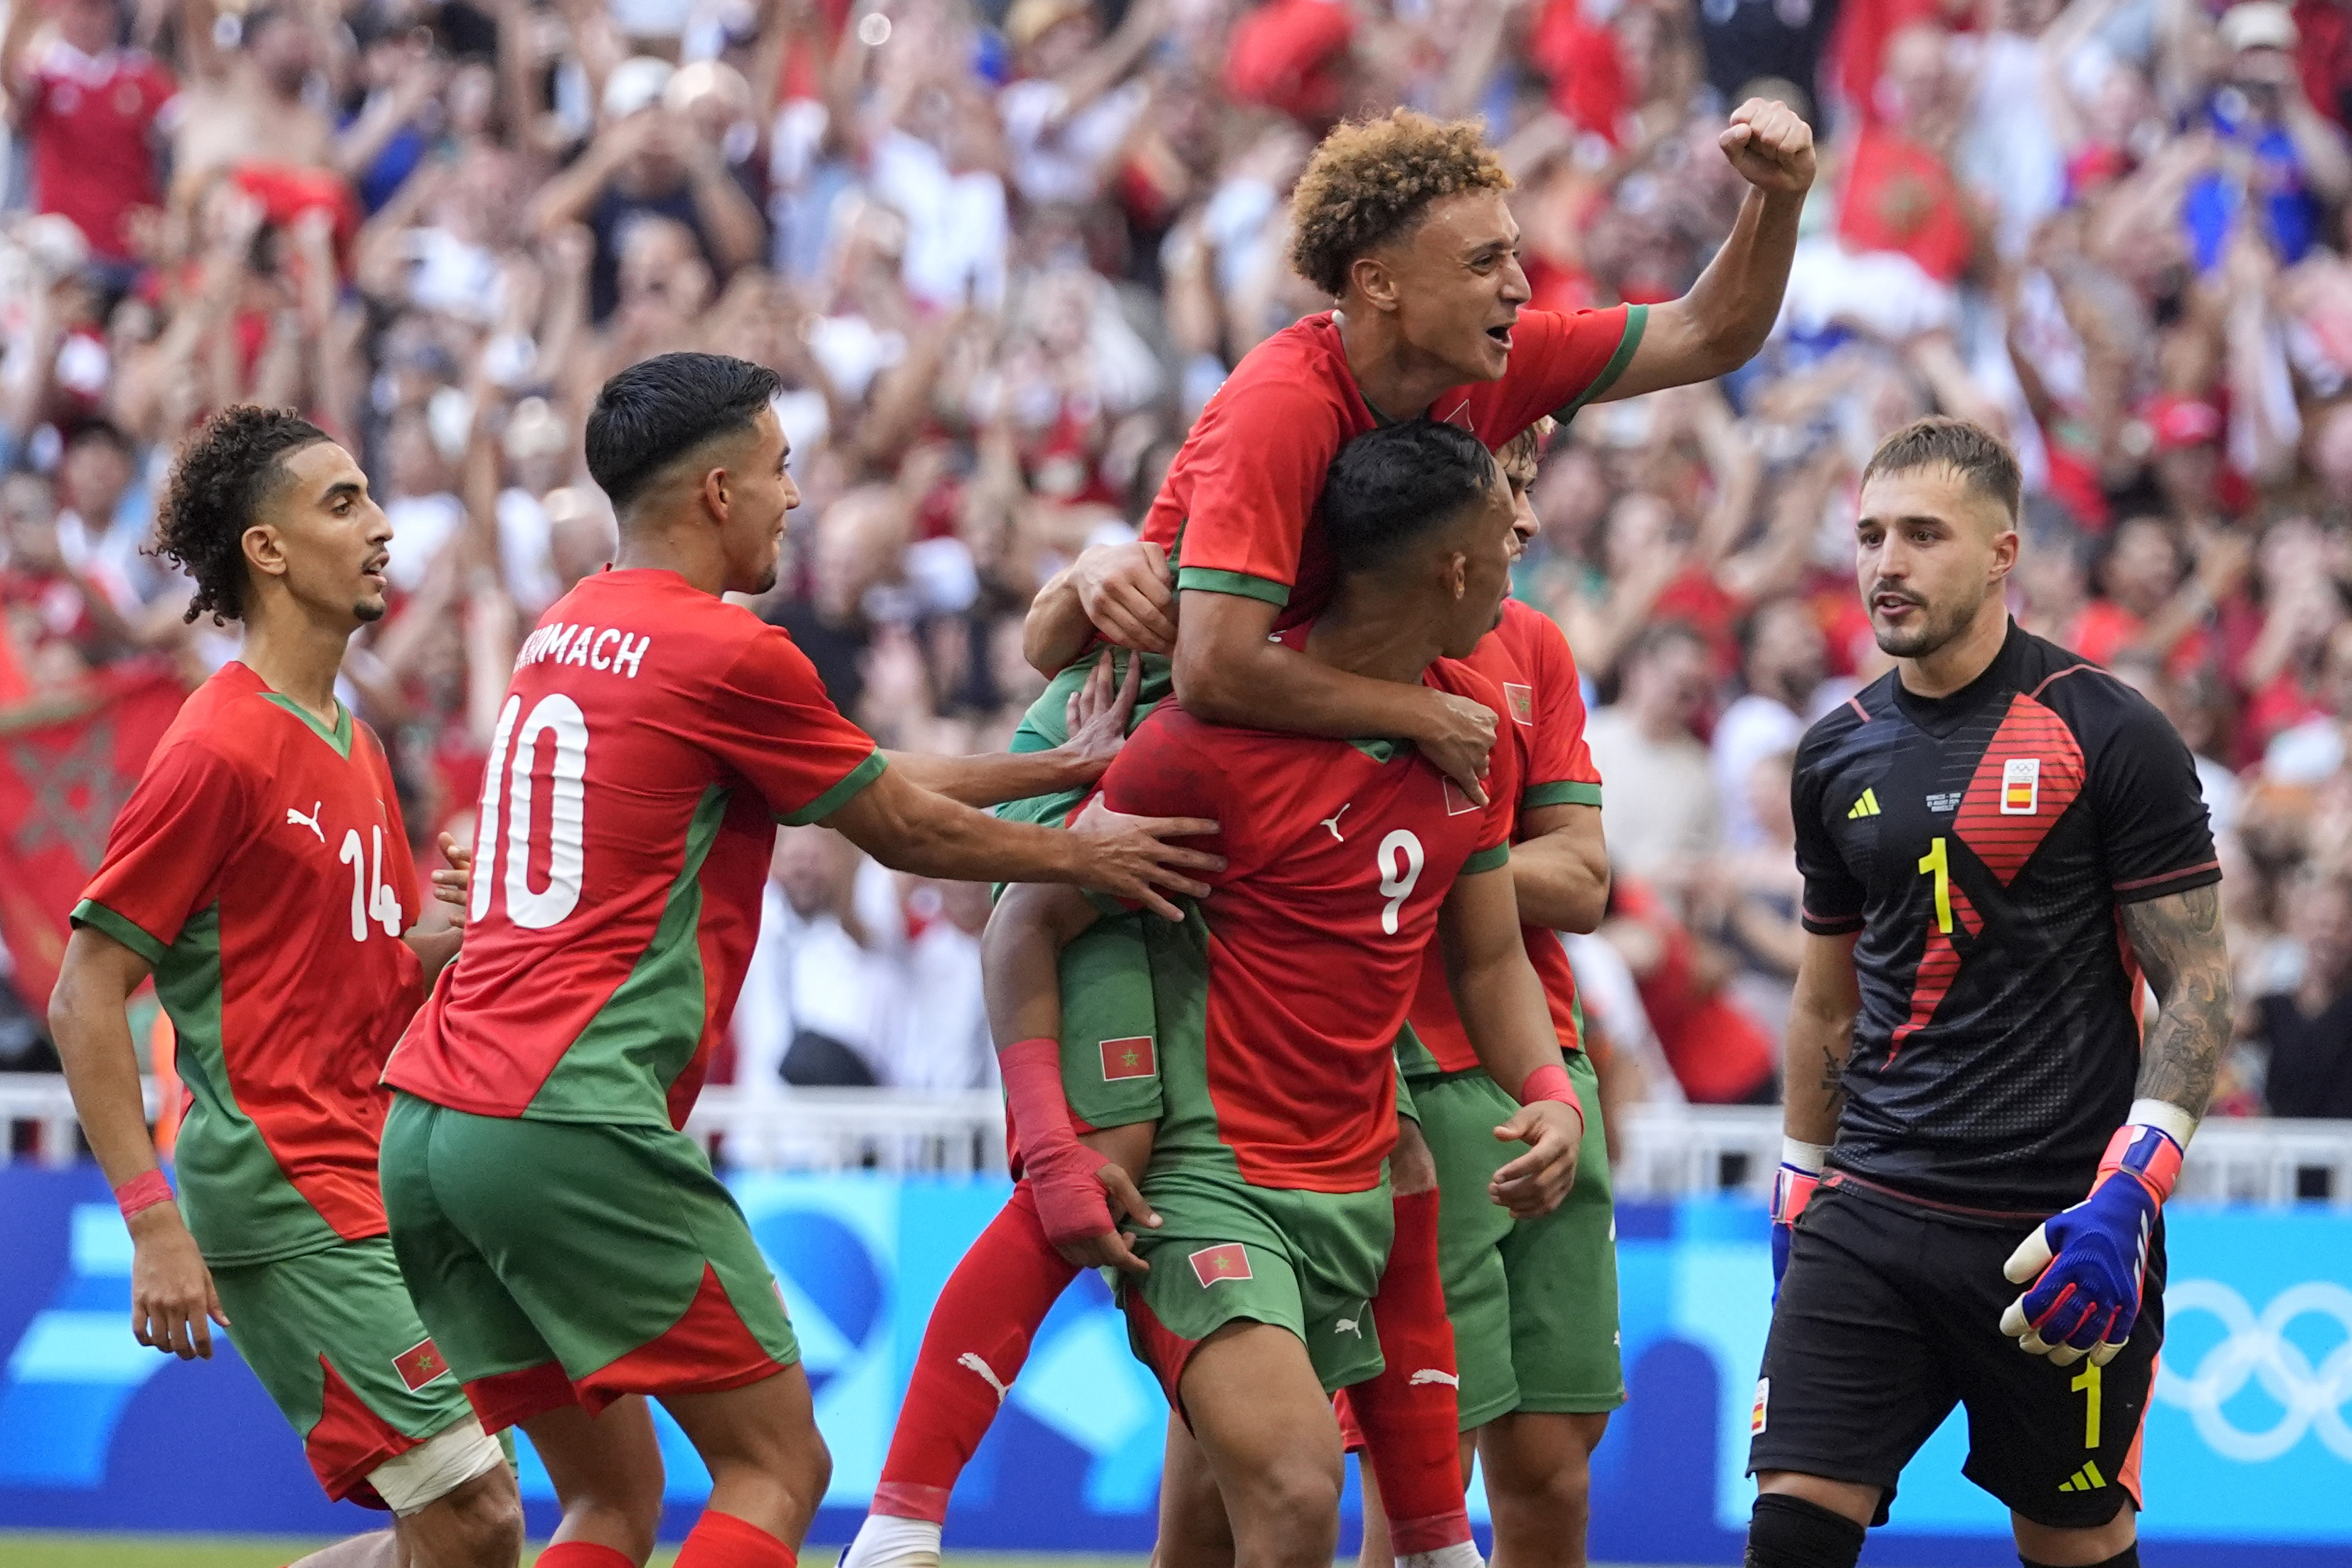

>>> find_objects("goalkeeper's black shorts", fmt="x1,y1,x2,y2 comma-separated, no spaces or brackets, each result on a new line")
1744,1173,2165,1531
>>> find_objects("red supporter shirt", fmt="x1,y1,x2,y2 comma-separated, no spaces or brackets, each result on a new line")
1404,599,1602,1074
1141,306,1646,626
1096,645,1520,1192
22,43,175,261
73,664,423,1265
386,568,885,1128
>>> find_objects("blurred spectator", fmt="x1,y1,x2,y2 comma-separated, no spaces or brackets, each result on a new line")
1586,620,1721,894
743,826,908,1088
1711,594,1841,850
2252,867,2352,1115
1,0,175,277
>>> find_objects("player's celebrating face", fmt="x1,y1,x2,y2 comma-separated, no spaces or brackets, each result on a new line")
1853,428,2020,663
262,441,396,626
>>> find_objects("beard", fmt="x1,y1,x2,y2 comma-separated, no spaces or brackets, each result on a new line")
1872,581,1983,659
354,597,387,623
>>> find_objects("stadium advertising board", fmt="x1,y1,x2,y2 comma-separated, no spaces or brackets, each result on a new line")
1,1167,2346,1563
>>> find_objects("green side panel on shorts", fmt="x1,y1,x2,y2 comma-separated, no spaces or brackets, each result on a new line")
1522,780,1602,809
1055,911,1165,1130
141,901,342,1267
212,1236,470,1453
1418,1069,1526,1429
1394,1020,1441,1083
1555,303,1649,420
1175,566,1289,607
777,748,886,826
526,786,731,1124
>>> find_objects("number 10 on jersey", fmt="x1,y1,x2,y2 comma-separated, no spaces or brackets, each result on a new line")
472,693,590,929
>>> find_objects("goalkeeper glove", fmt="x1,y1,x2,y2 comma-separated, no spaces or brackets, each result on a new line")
2000,1099,2193,1367
1769,1138,1825,1301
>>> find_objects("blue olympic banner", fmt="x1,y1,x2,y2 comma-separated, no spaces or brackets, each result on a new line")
2,1164,2348,1564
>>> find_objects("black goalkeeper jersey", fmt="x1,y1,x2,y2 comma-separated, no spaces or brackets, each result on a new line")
1792,621,2220,1213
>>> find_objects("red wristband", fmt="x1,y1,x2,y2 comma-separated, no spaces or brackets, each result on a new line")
115,1170,173,1222
1517,1061,1584,1135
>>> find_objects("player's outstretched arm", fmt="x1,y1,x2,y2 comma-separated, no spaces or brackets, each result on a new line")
981,883,1160,1273
884,650,1145,807
1437,867,1584,1218
1585,99,1813,405
1024,543,1177,677
1508,801,1611,935
2119,882,2233,1120
1175,591,1500,805
822,766,1220,921
49,928,229,1361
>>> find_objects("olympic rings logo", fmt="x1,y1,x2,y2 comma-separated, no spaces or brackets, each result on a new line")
2155,1280,2352,1462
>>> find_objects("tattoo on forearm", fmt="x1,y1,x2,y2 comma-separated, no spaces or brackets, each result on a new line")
2122,884,2232,1120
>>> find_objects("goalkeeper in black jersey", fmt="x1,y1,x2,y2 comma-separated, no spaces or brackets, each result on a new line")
1744,420,2232,1568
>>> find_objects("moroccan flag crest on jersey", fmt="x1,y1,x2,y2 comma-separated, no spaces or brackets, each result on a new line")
1504,682,1534,725
1189,1244,1252,1287
1100,1036,1155,1081
393,1337,452,1391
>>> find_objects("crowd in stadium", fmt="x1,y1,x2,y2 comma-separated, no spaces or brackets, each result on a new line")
0,0,2348,1121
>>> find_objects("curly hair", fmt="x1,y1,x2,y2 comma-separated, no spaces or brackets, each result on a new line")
1288,110,1513,299
153,406,329,625
1499,415,1555,480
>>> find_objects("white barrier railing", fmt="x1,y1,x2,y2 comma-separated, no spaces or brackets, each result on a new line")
4,1076,2348,1207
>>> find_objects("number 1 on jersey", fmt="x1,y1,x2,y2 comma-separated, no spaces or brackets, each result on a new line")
1918,835,1953,935
1377,830,1424,936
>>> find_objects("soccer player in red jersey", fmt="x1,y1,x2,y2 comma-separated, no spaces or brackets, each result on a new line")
1749,421,2233,1568
988,419,1586,1568
378,353,1220,1568
1024,102,1814,798
49,407,526,1567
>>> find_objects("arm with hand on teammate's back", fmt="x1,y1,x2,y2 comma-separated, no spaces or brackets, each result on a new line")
884,651,1143,807
49,928,229,1362
1437,866,1584,1217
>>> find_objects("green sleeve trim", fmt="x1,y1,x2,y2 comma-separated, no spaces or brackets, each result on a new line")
71,899,168,966
1462,843,1511,876
1554,302,1649,420
777,749,887,826
1175,566,1291,608
1522,780,1603,809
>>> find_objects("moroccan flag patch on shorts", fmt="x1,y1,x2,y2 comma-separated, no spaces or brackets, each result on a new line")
393,1337,453,1392
1100,1036,1155,1081
1189,1243,1251,1287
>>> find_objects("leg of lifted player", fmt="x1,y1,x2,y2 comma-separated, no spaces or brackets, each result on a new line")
522,1396,668,1567
2012,1505,2137,1567
659,1365,835,1564
1478,1411,1609,1568
1179,1323,1346,1568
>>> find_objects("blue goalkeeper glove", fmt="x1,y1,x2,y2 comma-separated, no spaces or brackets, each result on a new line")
2000,1102,2191,1367
1769,1138,1825,1303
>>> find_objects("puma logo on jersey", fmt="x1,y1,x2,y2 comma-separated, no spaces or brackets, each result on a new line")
285,801,324,842
1409,1368,1459,1387
1320,804,1350,841
1846,789,1881,820
1333,1313,1363,1337
957,1352,1010,1404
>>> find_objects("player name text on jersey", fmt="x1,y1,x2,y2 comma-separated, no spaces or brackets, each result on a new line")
514,623,651,678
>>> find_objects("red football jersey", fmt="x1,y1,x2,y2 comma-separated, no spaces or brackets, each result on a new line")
385,569,884,1128
73,664,423,1265
1096,655,1520,1192
1140,306,1644,624
1404,599,1604,1074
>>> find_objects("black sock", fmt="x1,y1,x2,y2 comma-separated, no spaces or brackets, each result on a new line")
2021,1547,2137,1568
1745,1492,1866,1568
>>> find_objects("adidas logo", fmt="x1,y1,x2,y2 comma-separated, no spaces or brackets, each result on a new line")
1847,789,1882,820
2057,1460,2107,1493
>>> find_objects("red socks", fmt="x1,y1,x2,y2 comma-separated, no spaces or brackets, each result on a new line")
674,1509,796,1568
1348,1189,1471,1554
870,1180,1081,1522
534,1545,637,1567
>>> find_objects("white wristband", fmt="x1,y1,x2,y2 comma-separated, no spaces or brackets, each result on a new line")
1781,1136,1828,1173
2126,1097,2199,1150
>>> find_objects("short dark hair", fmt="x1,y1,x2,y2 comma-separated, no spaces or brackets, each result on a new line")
153,406,329,625
585,352,781,512
1861,417,2022,524
1320,419,1499,577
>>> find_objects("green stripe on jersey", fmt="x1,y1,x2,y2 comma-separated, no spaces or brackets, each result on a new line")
778,749,886,826
1175,566,1291,607
1463,844,1510,876
1522,781,1602,809
72,898,166,965
152,903,341,1266
1556,304,1648,421
526,785,731,1123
